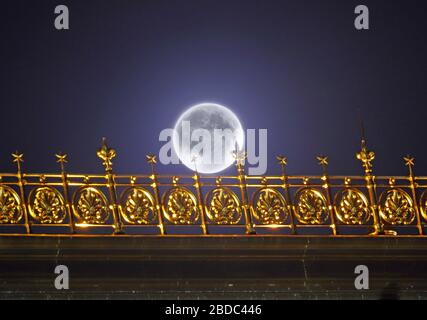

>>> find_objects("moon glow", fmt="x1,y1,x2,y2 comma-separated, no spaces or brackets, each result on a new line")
172,103,244,174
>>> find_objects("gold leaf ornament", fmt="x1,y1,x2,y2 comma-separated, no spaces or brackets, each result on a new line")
28,187,66,223
0,186,22,224
73,187,110,224
252,188,288,225
121,188,156,224
379,189,415,225
295,188,328,224
163,187,199,224
205,187,241,224
335,188,370,224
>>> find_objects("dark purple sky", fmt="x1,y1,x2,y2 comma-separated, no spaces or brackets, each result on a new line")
1,0,426,176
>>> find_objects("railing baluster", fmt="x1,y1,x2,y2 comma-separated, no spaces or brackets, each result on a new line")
12,152,31,234
146,154,165,235
233,150,255,235
191,156,207,234
317,156,337,235
404,156,423,235
356,139,383,235
56,153,74,233
96,138,123,234
277,156,296,234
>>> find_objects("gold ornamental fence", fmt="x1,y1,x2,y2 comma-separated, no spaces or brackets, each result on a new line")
0,138,426,237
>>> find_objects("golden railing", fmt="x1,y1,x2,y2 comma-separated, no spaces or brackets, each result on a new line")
0,139,426,236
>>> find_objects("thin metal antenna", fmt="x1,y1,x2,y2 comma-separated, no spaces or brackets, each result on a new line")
358,108,367,149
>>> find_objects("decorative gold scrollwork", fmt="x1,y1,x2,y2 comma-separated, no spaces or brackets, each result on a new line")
205,187,241,224
379,189,415,225
162,187,198,224
0,186,22,224
28,187,66,224
72,187,110,224
252,188,288,225
120,187,156,225
334,188,371,225
420,190,427,222
294,188,328,224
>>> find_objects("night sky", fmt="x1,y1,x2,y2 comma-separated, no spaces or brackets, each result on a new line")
1,0,426,176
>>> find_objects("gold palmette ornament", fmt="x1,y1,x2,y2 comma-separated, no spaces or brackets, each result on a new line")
205,186,242,224
251,187,288,225
379,188,415,225
334,187,371,225
28,186,66,224
73,186,110,224
0,184,22,224
294,168,329,225
294,187,329,225
162,186,199,224
334,177,372,225
120,187,156,225
161,172,199,225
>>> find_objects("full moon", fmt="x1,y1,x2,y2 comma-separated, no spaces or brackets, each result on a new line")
172,103,244,174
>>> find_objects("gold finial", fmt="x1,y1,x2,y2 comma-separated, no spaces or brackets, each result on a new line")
232,142,247,166
55,153,68,172
276,155,287,166
317,155,328,177
97,138,116,171
55,153,68,164
356,147,375,174
146,154,157,164
388,178,396,187
404,155,415,167
260,177,268,185
146,153,157,175
356,115,375,174
232,149,247,167
12,152,24,164
215,177,222,186
12,152,24,172
277,155,288,178
404,155,415,177
316,155,328,167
